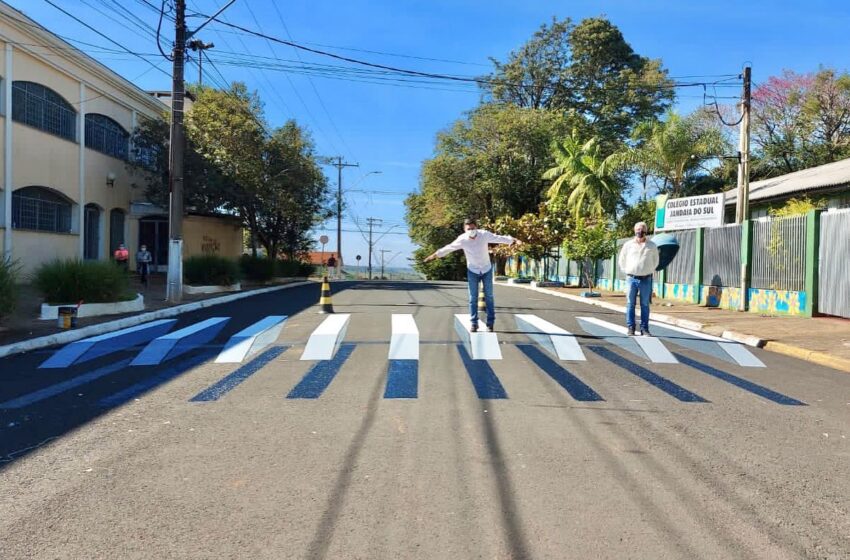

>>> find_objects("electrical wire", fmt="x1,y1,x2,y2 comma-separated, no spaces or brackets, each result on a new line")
40,0,170,78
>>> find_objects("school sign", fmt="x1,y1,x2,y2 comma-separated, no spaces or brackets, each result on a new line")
655,193,724,231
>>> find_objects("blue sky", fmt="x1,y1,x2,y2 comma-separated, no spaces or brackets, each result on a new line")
9,0,850,269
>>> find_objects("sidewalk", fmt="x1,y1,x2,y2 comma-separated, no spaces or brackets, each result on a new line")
508,283,850,373
0,274,310,348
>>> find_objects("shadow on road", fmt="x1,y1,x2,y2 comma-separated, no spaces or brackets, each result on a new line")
0,282,356,471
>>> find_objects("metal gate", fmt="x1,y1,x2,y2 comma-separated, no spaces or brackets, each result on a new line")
818,209,850,318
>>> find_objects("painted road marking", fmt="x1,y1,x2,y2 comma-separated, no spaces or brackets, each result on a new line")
515,344,602,402
577,317,678,364
99,351,214,408
675,353,805,405
456,344,507,399
384,360,418,399
192,346,288,402
300,314,351,361
514,314,585,361
389,314,419,360
454,314,502,360
130,317,230,366
588,345,707,403
0,359,132,409
288,343,356,398
215,316,288,363
648,321,765,368
39,319,177,369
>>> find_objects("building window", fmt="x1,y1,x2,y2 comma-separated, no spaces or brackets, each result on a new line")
12,186,73,233
11,81,77,141
85,113,129,160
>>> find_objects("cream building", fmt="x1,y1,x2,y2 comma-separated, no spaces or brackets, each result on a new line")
0,3,241,276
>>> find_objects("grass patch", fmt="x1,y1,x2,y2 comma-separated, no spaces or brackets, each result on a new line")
34,259,134,305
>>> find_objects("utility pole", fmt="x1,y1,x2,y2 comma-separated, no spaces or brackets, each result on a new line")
379,249,391,280
166,0,187,303
735,65,752,225
321,156,358,275
736,65,752,312
187,39,214,86
366,217,382,279
165,0,234,303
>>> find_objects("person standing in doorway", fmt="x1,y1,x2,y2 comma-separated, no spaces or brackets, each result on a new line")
136,244,152,287
114,243,129,272
617,221,659,336
424,218,522,332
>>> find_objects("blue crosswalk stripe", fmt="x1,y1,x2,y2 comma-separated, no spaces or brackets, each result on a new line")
516,344,603,402
456,344,508,399
675,353,805,405
191,346,288,402
287,344,356,399
588,345,708,403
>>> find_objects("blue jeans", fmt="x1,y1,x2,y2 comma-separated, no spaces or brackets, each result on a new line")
626,275,652,330
467,267,495,326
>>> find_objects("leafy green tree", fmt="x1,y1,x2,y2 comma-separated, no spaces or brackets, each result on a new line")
562,218,617,291
484,17,674,152
127,115,228,213
187,84,267,255
616,199,656,238
406,104,571,279
544,130,624,220
489,210,567,279
258,122,331,259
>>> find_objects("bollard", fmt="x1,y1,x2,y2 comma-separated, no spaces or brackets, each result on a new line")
57,306,77,329
477,288,486,314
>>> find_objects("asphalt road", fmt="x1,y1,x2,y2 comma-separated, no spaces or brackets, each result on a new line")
0,281,848,559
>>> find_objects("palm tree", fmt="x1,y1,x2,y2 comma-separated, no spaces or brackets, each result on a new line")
627,110,730,197
543,130,623,221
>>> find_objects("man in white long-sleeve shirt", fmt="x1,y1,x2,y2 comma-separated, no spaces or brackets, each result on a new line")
424,218,522,332
617,221,659,336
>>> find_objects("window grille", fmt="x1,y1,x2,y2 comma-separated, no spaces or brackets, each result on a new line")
12,81,76,141
85,113,129,160
11,187,72,233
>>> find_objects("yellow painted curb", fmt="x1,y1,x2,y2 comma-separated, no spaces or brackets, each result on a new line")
763,341,850,374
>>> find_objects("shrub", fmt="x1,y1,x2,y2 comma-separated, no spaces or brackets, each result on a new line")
0,257,19,320
34,259,134,305
239,255,276,282
276,259,314,278
184,255,241,286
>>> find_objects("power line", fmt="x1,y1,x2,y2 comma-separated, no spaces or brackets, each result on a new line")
269,2,358,162
197,13,742,94
40,0,170,78
239,1,341,156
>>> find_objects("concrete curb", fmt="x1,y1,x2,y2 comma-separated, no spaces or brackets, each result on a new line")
763,341,850,374
496,281,850,372
0,280,315,360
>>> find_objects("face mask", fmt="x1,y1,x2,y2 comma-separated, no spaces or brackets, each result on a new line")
635,231,646,238
467,229,478,239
